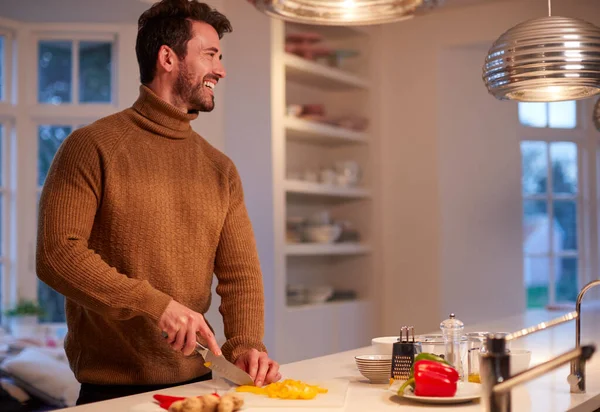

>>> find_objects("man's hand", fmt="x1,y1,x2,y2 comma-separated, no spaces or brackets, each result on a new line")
159,300,221,357
235,349,281,387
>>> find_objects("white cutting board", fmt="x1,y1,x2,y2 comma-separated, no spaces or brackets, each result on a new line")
129,378,348,411
234,378,348,409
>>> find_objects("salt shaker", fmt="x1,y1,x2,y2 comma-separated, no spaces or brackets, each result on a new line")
440,313,465,379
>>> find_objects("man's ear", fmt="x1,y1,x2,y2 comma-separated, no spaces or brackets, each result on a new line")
157,45,178,75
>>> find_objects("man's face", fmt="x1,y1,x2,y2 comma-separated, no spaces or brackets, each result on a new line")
173,21,225,113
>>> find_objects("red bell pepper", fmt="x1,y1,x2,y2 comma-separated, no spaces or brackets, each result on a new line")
413,360,459,397
153,393,221,410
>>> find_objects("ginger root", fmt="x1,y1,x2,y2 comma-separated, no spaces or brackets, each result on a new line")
217,393,244,412
167,393,243,412
199,394,220,412
168,400,184,412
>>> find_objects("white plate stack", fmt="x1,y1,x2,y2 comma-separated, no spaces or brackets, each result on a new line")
354,354,392,384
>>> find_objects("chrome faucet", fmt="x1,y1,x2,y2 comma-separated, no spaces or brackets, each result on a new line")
480,279,600,412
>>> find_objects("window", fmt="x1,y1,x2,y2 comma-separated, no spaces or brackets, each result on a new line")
38,40,113,105
519,101,577,129
0,35,4,101
519,102,582,309
37,125,77,323
33,35,115,323
0,124,4,317
0,25,117,327
0,29,12,322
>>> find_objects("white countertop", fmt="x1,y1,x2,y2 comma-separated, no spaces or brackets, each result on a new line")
56,308,600,412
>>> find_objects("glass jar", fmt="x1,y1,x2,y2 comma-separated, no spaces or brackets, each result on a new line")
440,314,465,379
465,332,511,383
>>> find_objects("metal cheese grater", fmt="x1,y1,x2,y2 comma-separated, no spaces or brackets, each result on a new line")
391,326,422,380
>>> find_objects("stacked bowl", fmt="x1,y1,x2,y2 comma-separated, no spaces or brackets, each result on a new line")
354,355,392,384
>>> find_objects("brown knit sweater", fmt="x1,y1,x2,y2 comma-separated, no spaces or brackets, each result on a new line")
36,85,266,385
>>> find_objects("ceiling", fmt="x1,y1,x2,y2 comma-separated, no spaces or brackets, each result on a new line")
0,0,510,23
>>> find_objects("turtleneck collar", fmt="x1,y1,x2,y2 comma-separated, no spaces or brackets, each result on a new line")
131,85,199,139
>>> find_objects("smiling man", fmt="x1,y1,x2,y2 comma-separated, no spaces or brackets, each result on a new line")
36,0,280,405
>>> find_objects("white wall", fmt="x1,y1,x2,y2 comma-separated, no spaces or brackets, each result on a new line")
437,44,521,322
217,0,278,355
379,0,600,336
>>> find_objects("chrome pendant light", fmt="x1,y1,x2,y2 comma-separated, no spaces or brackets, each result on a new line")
247,0,424,26
483,0,600,102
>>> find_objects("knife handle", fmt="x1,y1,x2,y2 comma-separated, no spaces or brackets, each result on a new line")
161,331,206,358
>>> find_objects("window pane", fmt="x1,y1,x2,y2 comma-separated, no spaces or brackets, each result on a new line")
556,257,578,303
0,193,3,255
523,200,549,254
38,41,72,104
550,142,577,194
0,127,2,254
38,125,72,186
0,35,4,101
525,256,549,309
79,42,112,103
519,102,547,128
38,281,65,323
521,141,548,195
548,101,577,129
0,124,3,186
554,200,577,252
0,266,2,323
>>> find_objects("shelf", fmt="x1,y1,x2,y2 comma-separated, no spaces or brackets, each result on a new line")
285,180,371,199
285,116,368,145
284,53,368,90
286,242,371,256
286,299,363,312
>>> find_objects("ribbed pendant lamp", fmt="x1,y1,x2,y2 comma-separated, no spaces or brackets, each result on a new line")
483,0,600,102
247,0,424,26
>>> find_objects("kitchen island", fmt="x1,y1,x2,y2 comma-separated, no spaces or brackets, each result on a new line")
56,308,600,411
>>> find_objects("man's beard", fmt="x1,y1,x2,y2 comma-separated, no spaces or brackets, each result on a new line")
174,64,214,113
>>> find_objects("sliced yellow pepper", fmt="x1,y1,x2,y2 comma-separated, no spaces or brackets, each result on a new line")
236,379,328,400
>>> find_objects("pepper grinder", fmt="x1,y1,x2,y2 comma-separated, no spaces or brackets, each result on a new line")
440,313,465,380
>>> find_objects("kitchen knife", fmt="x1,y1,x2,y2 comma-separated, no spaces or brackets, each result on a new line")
196,341,255,386
160,331,255,386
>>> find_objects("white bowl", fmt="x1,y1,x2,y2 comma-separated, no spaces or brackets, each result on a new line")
304,225,342,243
305,286,334,304
509,349,531,374
371,336,398,355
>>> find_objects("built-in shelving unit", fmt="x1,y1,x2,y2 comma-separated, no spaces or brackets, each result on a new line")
269,20,380,363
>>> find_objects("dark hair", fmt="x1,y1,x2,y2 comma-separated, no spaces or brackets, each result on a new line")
136,0,232,84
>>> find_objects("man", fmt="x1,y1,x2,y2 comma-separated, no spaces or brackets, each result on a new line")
36,0,280,405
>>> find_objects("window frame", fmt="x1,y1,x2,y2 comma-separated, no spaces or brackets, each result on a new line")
29,31,118,115
18,28,120,326
0,26,15,109
28,31,119,325
0,18,132,328
0,20,16,322
0,119,13,319
519,99,597,308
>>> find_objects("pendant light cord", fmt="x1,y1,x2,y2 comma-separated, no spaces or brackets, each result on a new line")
548,0,552,16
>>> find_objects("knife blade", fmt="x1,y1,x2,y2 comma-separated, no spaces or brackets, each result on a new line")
196,342,255,387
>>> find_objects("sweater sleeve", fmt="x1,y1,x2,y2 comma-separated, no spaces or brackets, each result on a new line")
215,164,267,363
36,129,173,322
